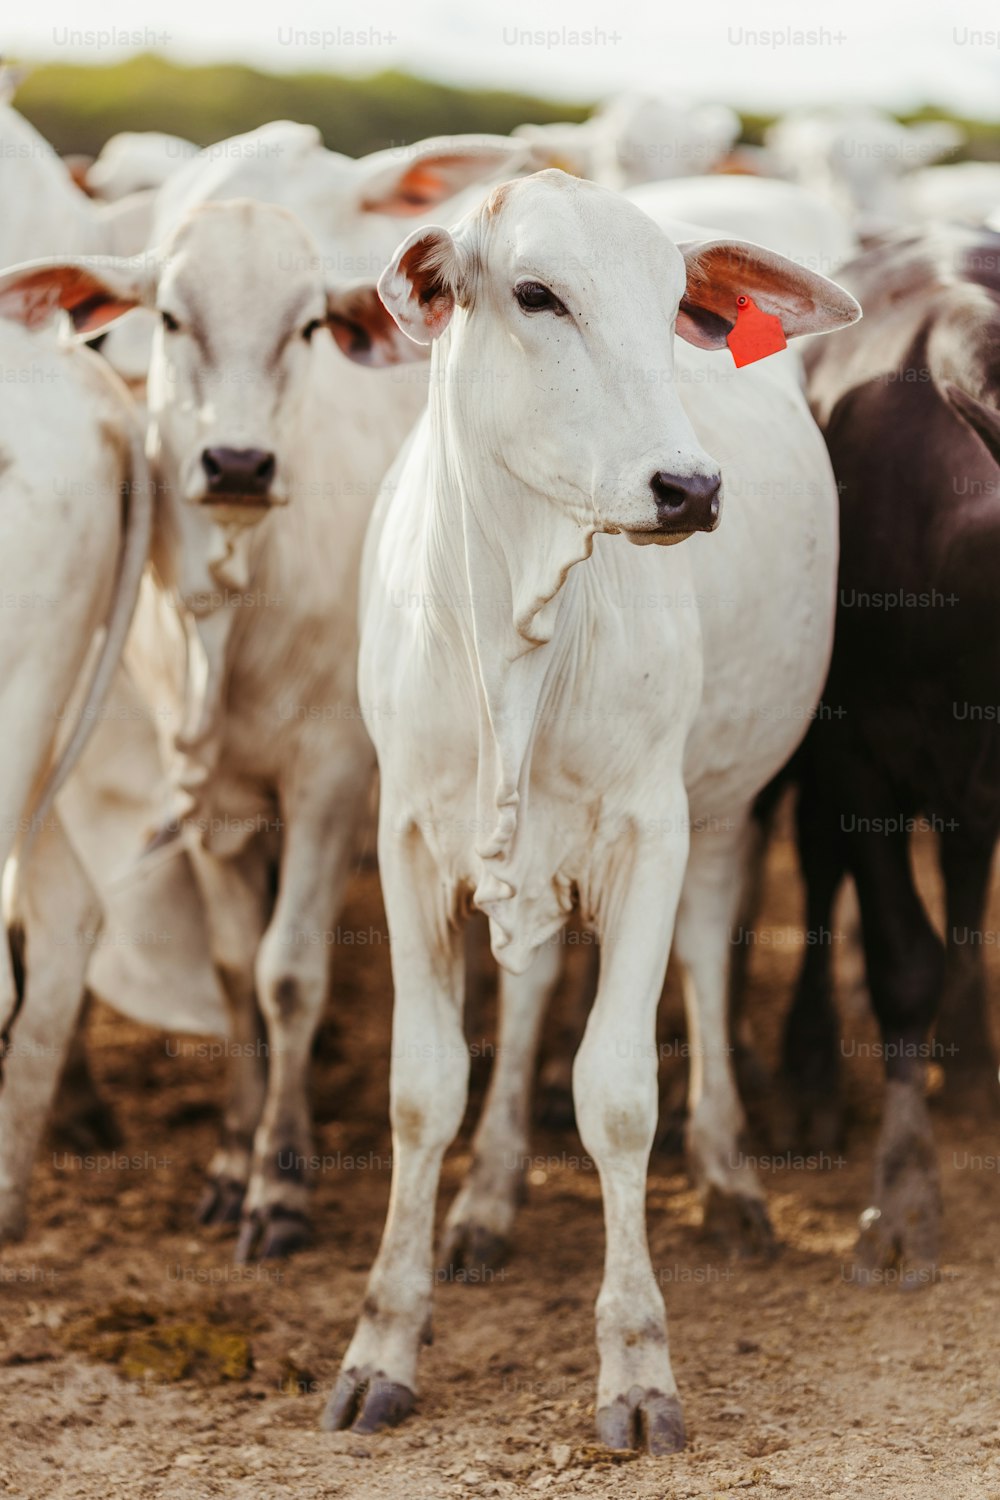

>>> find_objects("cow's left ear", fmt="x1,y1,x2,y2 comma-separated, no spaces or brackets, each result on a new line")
358,135,530,217
324,282,430,368
0,256,154,333
676,239,861,350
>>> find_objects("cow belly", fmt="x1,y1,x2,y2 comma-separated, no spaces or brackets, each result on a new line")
681,384,839,817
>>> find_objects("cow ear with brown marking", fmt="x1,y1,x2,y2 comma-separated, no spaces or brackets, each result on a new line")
376,226,463,346
357,135,530,217
675,238,861,355
324,281,431,368
0,256,154,334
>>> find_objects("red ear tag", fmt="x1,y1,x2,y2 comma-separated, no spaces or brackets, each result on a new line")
726,294,787,368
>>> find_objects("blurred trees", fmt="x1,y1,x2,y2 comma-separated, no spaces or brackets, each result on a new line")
11,54,590,156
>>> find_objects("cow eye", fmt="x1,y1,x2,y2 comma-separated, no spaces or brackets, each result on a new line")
302,318,324,342
160,310,181,333
515,281,567,316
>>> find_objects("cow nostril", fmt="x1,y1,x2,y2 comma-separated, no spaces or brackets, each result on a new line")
255,454,276,486
201,451,222,482
649,470,722,532
650,473,690,511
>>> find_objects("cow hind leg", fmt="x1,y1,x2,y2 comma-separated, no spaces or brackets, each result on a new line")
673,816,774,1260
190,845,270,1230
0,815,100,1242
441,938,561,1272
774,761,848,1154
934,831,1000,1116
48,995,121,1153
238,788,363,1263
847,782,943,1287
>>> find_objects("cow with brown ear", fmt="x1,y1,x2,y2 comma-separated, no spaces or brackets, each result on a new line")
326,170,860,1452
0,132,530,1264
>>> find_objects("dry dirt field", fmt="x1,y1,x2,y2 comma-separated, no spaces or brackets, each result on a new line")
1,827,998,1500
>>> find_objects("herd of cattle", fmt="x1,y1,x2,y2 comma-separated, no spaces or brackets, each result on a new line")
0,78,998,1455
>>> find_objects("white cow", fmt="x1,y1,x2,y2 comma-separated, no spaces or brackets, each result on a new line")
0,101,155,265
515,93,740,188
325,172,859,1450
86,131,199,200
5,133,533,1260
766,108,963,232
0,307,152,1243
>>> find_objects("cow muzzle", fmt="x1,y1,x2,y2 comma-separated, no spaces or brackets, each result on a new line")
198,447,278,509
649,469,722,535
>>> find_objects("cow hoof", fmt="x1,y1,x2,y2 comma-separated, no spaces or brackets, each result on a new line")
195,1176,246,1227
321,1366,415,1433
702,1186,777,1261
852,1080,942,1289
235,1206,310,1263
595,1387,685,1455
440,1220,510,1277
852,1206,939,1291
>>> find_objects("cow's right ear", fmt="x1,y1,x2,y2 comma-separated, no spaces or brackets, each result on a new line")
0,256,154,334
376,226,462,346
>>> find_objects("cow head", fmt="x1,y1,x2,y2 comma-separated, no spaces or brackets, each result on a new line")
0,201,430,524
374,171,861,545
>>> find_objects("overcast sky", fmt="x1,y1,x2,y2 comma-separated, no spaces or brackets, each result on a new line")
10,0,1000,116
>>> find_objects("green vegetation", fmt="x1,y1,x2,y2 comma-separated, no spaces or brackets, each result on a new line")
11,54,590,157
10,54,999,162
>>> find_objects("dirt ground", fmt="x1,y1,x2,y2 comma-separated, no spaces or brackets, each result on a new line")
1,826,998,1500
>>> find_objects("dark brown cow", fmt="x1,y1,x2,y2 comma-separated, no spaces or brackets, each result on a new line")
782,224,1000,1285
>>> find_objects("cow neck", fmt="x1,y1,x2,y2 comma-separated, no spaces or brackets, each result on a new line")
423,352,596,966
172,516,258,809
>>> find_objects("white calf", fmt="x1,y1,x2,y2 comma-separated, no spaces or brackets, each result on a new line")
327,172,859,1450
0,314,151,1242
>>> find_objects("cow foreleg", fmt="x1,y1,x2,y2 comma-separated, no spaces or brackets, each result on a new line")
442,937,561,1272
0,813,99,1242
674,815,775,1259
323,827,465,1435
574,801,689,1456
238,776,366,1261
190,842,270,1229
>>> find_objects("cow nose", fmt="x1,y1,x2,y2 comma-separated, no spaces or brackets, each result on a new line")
649,470,722,533
200,447,276,500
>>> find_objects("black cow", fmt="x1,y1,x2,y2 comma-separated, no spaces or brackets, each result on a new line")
782,225,1000,1284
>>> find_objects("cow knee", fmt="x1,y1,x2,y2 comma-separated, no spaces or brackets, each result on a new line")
254,931,324,1038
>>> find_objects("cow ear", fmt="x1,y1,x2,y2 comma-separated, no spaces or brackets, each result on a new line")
324,282,430,368
676,238,861,350
376,227,462,345
0,256,153,333
358,136,528,216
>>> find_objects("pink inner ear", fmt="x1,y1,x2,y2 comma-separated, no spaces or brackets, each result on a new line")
365,163,450,217
0,265,135,333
